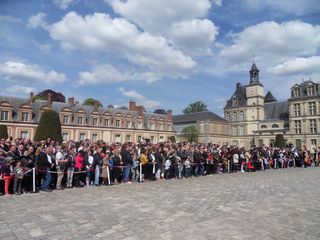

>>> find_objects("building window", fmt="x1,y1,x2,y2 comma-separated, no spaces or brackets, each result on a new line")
62,133,69,141
239,125,244,136
232,96,238,107
115,134,121,143
293,88,300,97
159,124,163,131
308,102,316,116
0,111,9,121
104,118,109,127
159,136,164,142
126,121,131,128
151,136,155,143
78,116,83,125
293,103,301,117
311,139,317,147
232,126,237,136
261,125,267,129
92,117,98,126
150,123,155,130
126,135,131,142
63,115,69,124
239,111,244,121
309,119,317,134
20,131,29,139
225,113,230,121
294,120,301,134
272,124,279,128
167,124,171,131
79,133,86,141
137,135,142,142
232,112,237,122
116,120,120,128
92,133,98,142
307,86,315,96
21,112,29,122
138,122,142,129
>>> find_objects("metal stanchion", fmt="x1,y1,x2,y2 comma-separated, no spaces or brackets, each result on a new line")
228,160,230,173
139,163,142,182
32,167,36,192
293,158,296,168
107,166,111,185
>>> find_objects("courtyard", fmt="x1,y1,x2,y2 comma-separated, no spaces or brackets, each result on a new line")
0,167,319,240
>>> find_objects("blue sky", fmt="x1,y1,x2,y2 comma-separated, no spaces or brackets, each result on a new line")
0,0,319,116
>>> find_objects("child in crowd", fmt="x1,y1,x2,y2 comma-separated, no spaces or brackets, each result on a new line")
164,158,171,180
13,161,24,194
184,158,191,178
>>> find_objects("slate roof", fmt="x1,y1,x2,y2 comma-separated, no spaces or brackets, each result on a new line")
289,80,320,100
224,84,247,110
264,91,277,103
0,95,168,125
264,101,289,121
173,111,227,124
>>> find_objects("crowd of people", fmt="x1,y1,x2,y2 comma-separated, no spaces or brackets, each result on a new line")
0,137,319,195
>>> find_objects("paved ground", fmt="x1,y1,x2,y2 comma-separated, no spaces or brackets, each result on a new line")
1,167,320,240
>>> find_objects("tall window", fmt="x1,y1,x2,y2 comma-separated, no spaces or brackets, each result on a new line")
63,115,69,124
116,120,120,128
126,121,131,128
239,111,244,121
294,120,301,134
309,119,317,134
78,116,83,125
239,125,244,136
20,131,28,139
232,97,238,107
137,136,142,142
150,123,155,130
151,136,155,143
79,133,86,141
62,133,69,141
92,117,98,126
311,139,317,147
0,111,9,121
104,118,109,127
138,122,142,129
232,126,237,136
115,134,121,143
167,124,171,131
293,103,301,117
307,86,315,96
126,135,131,142
293,88,300,97
308,102,316,116
92,133,98,142
21,112,29,122
225,113,230,121
232,112,237,122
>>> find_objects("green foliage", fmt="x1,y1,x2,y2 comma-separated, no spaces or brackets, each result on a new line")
167,136,176,143
33,96,47,101
83,98,103,107
34,110,62,143
36,89,66,102
182,101,208,114
181,125,199,142
274,134,286,148
0,125,8,139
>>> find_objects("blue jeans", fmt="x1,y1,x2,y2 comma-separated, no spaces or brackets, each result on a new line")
42,168,52,190
123,164,132,182
94,166,100,185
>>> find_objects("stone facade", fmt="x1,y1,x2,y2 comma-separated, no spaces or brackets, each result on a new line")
224,63,320,149
0,94,175,143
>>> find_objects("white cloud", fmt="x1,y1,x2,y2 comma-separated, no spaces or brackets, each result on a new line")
108,0,217,56
0,15,22,24
220,21,320,63
27,12,48,29
49,12,196,83
118,87,160,109
213,0,223,6
5,85,36,95
0,61,67,85
32,40,52,53
53,0,76,10
269,56,320,75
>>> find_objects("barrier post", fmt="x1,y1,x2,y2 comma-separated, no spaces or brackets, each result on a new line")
106,166,111,185
293,158,296,168
139,163,142,182
228,160,230,173
32,167,36,192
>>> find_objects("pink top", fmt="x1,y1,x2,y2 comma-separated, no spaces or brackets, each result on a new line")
75,154,84,170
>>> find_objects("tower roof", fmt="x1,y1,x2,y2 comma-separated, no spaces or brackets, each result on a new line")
250,63,259,72
264,91,277,103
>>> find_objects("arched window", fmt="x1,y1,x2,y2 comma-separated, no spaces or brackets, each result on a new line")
272,124,279,128
261,125,267,129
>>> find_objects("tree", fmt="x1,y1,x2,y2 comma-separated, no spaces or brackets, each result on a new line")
181,125,199,142
34,110,62,143
36,89,66,102
83,98,103,107
0,125,8,139
182,101,208,114
154,109,166,114
167,136,176,143
274,134,286,148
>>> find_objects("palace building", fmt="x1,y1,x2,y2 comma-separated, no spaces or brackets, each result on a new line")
224,63,320,150
0,93,175,143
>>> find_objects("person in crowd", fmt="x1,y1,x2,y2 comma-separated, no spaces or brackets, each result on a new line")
74,150,85,188
13,161,24,195
84,149,95,187
56,146,67,190
113,149,122,184
121,144,133,184
66,147,76,188
93,147,103,186
37,146,55,192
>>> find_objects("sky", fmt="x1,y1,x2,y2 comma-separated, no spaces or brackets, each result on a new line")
0,0,319,116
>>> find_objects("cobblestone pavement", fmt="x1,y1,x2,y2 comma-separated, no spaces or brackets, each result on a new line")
1,168,320,240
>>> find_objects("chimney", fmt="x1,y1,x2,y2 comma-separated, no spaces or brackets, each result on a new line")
68,97,75,107
236,82,241,89
129,100,136,111
47,93,52,107
167,110,172,121
29,92,34,105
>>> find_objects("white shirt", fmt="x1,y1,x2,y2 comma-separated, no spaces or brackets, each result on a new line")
55,151,63,165
47,154,52,164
